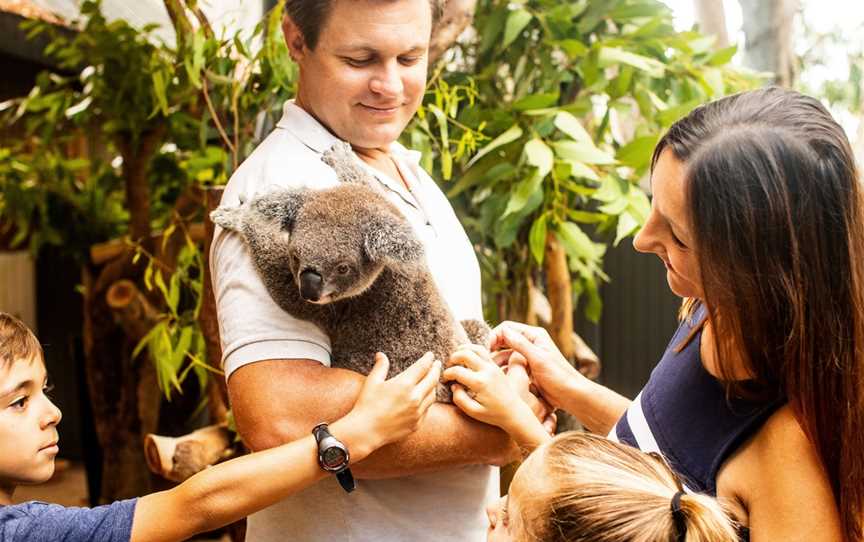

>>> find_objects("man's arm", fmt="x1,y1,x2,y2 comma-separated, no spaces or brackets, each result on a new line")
228,359,518,478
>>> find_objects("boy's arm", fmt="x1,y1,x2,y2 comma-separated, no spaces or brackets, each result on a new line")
228,359,520,477
132,418,370,542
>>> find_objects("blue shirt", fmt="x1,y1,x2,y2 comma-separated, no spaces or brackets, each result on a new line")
0,499,137,542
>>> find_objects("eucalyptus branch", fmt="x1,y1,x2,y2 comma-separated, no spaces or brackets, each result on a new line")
183,0,214,40
201,80,237,162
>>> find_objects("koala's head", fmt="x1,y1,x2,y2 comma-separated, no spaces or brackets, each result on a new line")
289,185,424,303
215,184,424,305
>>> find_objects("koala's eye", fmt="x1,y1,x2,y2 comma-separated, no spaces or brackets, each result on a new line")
336,264,351,275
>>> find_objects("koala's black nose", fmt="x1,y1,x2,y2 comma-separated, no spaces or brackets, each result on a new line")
299,269,323,301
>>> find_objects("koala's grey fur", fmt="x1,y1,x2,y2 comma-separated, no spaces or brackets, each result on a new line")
211,144,489,401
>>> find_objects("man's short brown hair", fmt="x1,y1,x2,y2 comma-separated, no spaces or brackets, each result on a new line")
285,0,443,51
0,312,43,369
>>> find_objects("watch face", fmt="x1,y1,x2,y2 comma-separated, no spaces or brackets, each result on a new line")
322,446,347,470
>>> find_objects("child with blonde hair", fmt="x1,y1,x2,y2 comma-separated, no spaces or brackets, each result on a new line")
444,345,739,542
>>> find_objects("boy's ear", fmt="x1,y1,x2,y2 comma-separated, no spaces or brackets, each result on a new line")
252,188,308,232
363,213,423,264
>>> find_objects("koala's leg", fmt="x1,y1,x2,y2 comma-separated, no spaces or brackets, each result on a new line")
460,319,492,346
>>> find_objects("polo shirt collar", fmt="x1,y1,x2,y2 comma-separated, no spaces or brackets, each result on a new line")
275,100,422,167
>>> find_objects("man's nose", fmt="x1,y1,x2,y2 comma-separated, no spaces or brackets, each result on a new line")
299,269,323,301
369,63,403,97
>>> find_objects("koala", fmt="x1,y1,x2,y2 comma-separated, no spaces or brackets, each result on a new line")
211,143,490,401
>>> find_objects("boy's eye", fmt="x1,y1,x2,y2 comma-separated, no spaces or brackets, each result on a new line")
10,396,28,410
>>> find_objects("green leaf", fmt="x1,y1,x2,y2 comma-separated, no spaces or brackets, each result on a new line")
616,135,659,171
552,141,615,165
626,188,651,222
557,221,602,262
706,45,738,67
524,139,554,178
553,112,593,145
503,172,543,217
502,9,533,49
565,160,599,181
465,124,523,170
151,70,169,116
598,47,665,78
656,100,699,127
513,92,559,111
529,215,548,264
552,39,588,60
614,211,640,245
567,210,607,223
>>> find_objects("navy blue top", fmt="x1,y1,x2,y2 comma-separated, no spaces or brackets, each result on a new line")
612,306,784,495
0,499,137,542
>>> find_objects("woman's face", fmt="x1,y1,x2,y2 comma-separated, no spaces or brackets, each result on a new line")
285,0,431,151
633,148,703,299
487,450,543,542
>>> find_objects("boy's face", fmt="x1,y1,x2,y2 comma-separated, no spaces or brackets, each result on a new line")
0,357,62,492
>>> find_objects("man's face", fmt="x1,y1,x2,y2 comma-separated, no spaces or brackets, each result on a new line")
285,0,431,150
0,358,61,491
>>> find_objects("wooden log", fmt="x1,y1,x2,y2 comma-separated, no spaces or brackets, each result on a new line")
144,425,234,482
105,279,162,343
90,223,206,266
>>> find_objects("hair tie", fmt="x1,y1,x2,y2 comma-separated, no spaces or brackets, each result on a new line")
671,490,687,542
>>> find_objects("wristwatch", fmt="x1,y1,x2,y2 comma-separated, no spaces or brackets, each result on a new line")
312,422,355,493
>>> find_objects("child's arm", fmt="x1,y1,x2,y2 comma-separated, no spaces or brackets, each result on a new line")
442,346,551,452
131,352,441,542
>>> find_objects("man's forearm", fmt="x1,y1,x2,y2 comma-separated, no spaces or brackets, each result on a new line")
228,359,514,480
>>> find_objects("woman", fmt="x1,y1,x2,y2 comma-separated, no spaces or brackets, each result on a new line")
447,87,863,541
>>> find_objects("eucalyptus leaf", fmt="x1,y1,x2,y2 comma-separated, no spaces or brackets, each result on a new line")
503,9,533,49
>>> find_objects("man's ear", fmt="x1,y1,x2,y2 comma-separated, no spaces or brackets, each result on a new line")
251,188,308,232
282,14,307,62
364,213,424,264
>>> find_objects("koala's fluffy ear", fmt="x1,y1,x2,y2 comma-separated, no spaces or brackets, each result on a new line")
250,188,308,231
364,213,423,264
210,205,246,232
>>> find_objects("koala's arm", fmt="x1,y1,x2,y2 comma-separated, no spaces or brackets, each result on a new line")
228,359,518,477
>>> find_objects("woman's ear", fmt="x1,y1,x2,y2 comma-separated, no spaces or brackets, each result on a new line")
282,14,307,62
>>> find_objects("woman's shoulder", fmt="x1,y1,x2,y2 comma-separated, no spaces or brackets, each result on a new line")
718,404,842,540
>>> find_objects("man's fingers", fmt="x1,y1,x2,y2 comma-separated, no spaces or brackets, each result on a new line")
441,365,483,390
398,352,435,384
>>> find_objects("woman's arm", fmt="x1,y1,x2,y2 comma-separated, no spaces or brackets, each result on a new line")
130,352,440,542
721,405,842,542
489,323,631,434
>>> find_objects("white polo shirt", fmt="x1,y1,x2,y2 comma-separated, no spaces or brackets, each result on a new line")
211,100,498,542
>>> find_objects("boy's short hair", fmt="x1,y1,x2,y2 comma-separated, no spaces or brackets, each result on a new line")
0,312,43,369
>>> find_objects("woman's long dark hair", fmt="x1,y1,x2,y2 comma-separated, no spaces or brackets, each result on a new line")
653,87,864,541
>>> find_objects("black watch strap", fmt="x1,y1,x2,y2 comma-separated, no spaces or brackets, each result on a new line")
336,468,355,493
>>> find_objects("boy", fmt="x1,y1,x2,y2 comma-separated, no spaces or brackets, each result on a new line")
0,312,440,541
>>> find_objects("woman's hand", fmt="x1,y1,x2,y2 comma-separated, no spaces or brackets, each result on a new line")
443,346,550,450
336,352,441,460
488,322,584,411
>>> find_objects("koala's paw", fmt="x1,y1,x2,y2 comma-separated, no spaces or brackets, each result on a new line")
210,205,246,232
436,380,453,404
322,141,376,187
460,319,492,346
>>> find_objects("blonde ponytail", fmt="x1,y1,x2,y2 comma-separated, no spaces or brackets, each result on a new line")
513,432,739,542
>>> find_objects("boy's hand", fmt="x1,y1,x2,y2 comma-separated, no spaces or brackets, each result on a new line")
336,352,441,460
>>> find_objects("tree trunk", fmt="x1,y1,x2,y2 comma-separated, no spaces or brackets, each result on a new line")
429,0,477,64
118,127,165,242
739,0,798,87
694,0,730,49
544,233,575,360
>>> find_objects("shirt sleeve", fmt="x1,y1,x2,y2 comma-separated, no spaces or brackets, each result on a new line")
0,499,137,542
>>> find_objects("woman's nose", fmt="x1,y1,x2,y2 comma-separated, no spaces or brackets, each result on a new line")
633,211,659,254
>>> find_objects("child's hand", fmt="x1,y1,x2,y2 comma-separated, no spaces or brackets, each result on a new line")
443,346,539,437
339,352,441,457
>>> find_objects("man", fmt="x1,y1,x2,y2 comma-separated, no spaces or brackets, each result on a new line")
211,1,549,540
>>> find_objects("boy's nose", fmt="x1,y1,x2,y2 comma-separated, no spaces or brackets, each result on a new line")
40,397,62,428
